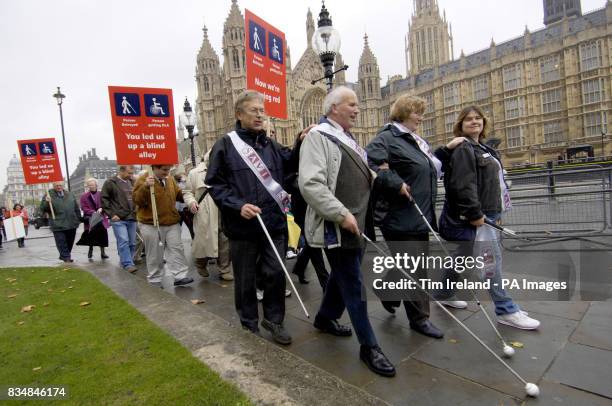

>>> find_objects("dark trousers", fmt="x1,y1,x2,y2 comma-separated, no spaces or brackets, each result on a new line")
292,239,329,289
53,229,77,260
381,230,430,323
230,235,286,330
318,247,378,348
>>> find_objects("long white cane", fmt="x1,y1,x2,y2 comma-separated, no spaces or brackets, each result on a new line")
256,213,310,318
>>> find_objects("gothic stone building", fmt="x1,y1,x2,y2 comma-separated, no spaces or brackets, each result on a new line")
183,0,611,169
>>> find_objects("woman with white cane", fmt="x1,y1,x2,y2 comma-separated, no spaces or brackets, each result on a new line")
366,95,466,339
436,105,540,330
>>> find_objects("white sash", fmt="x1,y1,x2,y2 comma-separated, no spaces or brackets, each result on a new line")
315,122,368,163
491,156,512,211
393,122,443,179
228,131,290,213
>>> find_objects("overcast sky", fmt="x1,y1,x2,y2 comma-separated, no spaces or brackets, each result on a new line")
1,0,604,190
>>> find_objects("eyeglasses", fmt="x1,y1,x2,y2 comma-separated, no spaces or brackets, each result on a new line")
245,108,266,115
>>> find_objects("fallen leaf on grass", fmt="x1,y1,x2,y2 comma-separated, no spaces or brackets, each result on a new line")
448,338,458,344
190,299,206,305
17,321,25,325
43,302,49,307
6,278,17,283
47,289,53,292
79,302,91,307
68,286,73,289
41,280,49,284
510,341,524,348
21,305,35,313
60,290,66,293
32,367,41,371
71,280,76,282
8,294,17,299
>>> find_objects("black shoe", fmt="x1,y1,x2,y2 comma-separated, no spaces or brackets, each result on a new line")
241,324,260,334
360,345,396,377
100,248,109,259
87,246,93,259
62,258,74,263
261,319,292,345
409,319,444,339
382,301,399,315
173,277,194,287
314,314,352,337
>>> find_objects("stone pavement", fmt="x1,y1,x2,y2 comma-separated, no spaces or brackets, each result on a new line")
3,226,612,405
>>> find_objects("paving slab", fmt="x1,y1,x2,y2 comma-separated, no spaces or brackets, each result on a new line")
544,342,612,399
412,310,578,399
525,380,612,405
570,301,612,351
519,301,591,321
365,358,520,406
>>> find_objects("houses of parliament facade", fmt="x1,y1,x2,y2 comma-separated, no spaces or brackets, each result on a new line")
180,0,611,168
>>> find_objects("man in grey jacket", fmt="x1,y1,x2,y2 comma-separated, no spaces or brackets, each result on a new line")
298,86,395,378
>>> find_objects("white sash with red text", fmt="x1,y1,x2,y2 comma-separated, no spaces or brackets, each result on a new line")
228,131,290,213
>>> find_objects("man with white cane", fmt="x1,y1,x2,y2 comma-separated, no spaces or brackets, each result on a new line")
206,90,304,344
299,86,395,377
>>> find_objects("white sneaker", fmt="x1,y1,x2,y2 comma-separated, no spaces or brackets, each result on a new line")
439,300,468,309
497,311,540,330
285,289,292,297
286,251,297,259
256,289,264,301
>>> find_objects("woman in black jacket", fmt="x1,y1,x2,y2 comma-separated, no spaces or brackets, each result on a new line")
366,95,464,339
437,105,540,330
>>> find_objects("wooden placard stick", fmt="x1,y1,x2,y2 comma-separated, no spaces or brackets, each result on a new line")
45,190,56,219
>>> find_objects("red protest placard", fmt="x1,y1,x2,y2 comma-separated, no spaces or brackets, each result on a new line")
245,9,287,119
108,86,178,165
17,138,64,184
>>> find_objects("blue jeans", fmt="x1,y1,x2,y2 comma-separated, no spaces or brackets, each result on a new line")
319,248,378,347
435,212,519,315
111,220,137,267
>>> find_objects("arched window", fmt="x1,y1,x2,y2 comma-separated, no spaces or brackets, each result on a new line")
203,77,210,93
301,88,326,128
367,79,373,95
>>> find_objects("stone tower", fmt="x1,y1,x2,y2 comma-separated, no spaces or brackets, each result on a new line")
405,0,453,76
543,0,582,25
356,34,382,145
195,24,223,152
221,0,246,128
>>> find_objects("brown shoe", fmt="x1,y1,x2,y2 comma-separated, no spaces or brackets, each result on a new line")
195,258,209,277
124,265,138,273
220,272,234,281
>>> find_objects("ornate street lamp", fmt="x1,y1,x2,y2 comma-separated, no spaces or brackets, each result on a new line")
179,97,198,168
53,86,71,191
311,1,347,92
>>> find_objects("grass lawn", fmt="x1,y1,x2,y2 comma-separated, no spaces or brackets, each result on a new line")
0,266,250,405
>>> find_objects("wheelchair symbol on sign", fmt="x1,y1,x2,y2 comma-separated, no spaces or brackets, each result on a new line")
149,98,166,116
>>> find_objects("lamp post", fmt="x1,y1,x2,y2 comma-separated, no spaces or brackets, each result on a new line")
53,86,71,191
311,1,346,92
179,97,197,168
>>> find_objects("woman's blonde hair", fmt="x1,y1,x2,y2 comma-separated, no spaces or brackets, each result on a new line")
85,178,97,186
452,105,489,140
389,95,426,123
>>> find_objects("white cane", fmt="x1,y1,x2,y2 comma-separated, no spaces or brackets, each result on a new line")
411,199,451,258
256,213,310,318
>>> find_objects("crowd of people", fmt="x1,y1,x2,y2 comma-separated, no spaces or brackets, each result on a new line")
29,87,542,378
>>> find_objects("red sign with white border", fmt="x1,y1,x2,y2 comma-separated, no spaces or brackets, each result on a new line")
17,138,64,184
108,86,178,165
245,9,287,119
